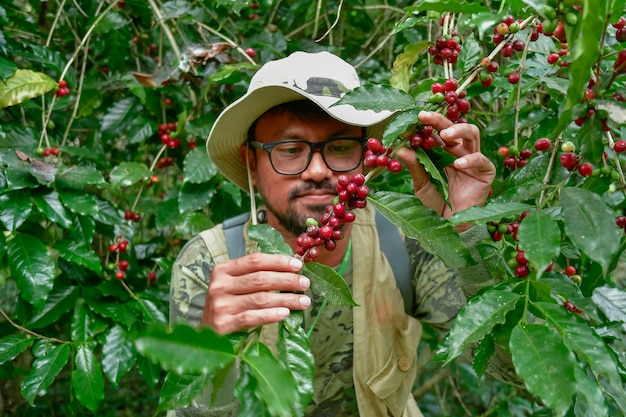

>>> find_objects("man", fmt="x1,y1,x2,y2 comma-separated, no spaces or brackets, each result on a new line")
169,51,496,416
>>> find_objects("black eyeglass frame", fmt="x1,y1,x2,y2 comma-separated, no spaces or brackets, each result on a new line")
248,138,367,175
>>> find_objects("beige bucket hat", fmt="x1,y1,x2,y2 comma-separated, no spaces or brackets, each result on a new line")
206,51,395,191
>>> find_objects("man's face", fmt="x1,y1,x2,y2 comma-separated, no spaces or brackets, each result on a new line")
247,108,363,237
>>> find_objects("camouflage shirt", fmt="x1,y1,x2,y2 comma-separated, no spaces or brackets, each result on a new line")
169,218,495,417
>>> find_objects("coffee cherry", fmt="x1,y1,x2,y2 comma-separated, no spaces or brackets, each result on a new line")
561,140,576,153
577,162,593,177
501,43,514,57
119,260,129,272
564,265,576,276
388,159,403,173
245,48,256,58
109,243,119,253
431,82,445,94
560,152,577,170
515,265,529,278
367,137,382,153
125,210,134,220
443,78,459,91
508,72,521,84
547,53,560,64
614,139,626,153
487,61,499,73
497,146,509,157
615,215,626,228
115,271,125,280
496,22,509,35
480,74,493,87
534,138,551,151
503,156,517,170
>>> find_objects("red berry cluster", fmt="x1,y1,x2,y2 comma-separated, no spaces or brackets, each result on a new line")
158,122,180,149
295,173,367,262
427,31,462,66
500,146,532,170
614,49,626,74
510,248,529,278
408,124,440,151
429,78,469,121
363,137,402,173
613,16,626,42
488,210,529,242
157,156,175,168
41,147,60,157
124,210,141,222
56,80,70,97
109,237,130,254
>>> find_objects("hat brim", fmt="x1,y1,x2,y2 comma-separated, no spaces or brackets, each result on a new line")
207,84,395,191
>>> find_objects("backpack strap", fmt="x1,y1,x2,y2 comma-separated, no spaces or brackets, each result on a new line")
374,211,414,315
222,210,414,314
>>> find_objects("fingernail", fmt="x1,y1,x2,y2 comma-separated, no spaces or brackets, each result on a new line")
457,158,467,167
420,111,432,117
440,129,449,138
290,258,303,270
277,307,290,318
300,295,311,307
299,276,310,289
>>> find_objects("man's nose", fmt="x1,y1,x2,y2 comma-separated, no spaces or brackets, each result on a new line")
301,151,333,182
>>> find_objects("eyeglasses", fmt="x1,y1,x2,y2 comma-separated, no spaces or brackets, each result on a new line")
249,138,366,175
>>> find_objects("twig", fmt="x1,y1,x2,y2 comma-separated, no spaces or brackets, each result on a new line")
0,308,66,344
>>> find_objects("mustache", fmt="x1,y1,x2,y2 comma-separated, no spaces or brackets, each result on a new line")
288,180,336,201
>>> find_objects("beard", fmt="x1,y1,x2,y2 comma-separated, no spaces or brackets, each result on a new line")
262,180,335,236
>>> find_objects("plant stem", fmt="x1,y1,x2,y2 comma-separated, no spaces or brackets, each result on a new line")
0,308,66,344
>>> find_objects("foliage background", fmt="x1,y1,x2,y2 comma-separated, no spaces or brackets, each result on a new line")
1,0,625,416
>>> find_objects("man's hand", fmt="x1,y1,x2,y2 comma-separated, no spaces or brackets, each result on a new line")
396,111,496,221
202,253,311,335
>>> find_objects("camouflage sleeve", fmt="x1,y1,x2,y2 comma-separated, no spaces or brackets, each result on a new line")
168,236,242,416
407,224,495,332
169,235,215,328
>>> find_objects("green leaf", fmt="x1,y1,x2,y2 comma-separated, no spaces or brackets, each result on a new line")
0,69,56,109
137,354,163,389
390,41,431,92
8,233,55,308
335,84,415,112
415,148,448,201
32,190,74,229
573,365,609,417
20,343,71,406
235,361,266,416
382,108,420,147
592,286,626,332
86,298,138,329
278,312,314,413
55,165,107,189
551,0,607,137
0,190,32,231
407,0,488,13
369,191,475,268
451,201,534,226
58,189,99,216
135,324,235,376
535,301,625,407
0,334,34,365
302,262,357,306
102,325,135,385
179,181,215,213
71,302,96,342
101,97,136,132
56,239,102,275
72,344,105,411
560,187,621,275
109,161,151,188
491,154,557,203
157,372,212,412
472,334,495,379
517,211,561,279
243,342,300,417
27,285,79,329
509,323,577,416
183,148,218,183
458,33,481,73
249,223,293,255
435,290,521,364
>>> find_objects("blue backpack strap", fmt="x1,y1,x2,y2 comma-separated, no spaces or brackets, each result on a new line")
222,212,251,259
222,210,414,314
374,211,414,315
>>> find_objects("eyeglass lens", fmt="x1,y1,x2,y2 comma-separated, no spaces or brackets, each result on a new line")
270,139,363,174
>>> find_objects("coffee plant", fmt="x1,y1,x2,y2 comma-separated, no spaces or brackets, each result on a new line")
1,0,625,416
